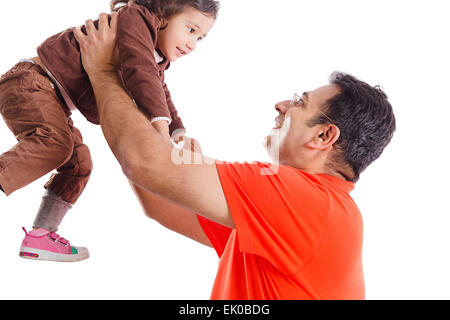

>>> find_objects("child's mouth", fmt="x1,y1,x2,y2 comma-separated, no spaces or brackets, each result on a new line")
176,47,186,56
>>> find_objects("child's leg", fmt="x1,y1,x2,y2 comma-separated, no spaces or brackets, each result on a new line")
32,189,73,233
0,62,91,261
20,122,92,262
0,62,75,195
33,119,92,232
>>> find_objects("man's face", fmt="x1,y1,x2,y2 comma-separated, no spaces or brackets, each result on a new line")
265,84,340,165
157,8,215,62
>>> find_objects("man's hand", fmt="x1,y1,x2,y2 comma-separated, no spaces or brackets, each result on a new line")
74,12,120,76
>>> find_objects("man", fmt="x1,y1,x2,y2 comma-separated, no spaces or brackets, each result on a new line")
73,13,395,299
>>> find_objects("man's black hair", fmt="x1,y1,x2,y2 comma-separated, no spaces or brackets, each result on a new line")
312,72,396,182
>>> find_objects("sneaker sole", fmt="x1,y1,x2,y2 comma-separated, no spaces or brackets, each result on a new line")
19,246,89,262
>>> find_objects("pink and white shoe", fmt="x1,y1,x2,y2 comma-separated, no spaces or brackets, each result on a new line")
19,227,89,262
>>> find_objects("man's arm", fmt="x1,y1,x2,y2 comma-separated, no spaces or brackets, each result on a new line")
130,182,212,247
75,14,234,228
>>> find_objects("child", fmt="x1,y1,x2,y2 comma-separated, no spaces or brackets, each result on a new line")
0,0,219,262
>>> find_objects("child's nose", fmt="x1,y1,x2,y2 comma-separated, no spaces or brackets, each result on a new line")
186,40,197,52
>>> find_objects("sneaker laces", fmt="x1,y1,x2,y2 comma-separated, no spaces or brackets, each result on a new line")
48,232,70,246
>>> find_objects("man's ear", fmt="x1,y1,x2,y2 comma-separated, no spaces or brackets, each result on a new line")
307,125,340,150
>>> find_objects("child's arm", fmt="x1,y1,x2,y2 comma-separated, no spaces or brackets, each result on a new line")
161,79,186,140
116,4,172,126
151,119,170,139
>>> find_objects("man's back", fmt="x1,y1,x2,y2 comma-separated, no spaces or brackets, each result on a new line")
198,161,364,299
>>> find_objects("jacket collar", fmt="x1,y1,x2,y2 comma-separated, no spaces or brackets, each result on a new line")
155,49,170,72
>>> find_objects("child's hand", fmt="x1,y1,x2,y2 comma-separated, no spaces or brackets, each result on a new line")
151,120,170,140
179,136,203,154
74,12,119,76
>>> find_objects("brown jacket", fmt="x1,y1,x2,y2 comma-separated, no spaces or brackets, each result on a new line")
37,3,184,134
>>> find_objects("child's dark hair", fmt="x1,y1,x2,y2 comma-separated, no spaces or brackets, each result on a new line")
310,72,396,182
110,0,220,21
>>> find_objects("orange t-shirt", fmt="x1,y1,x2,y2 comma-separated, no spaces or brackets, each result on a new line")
197,162,365,300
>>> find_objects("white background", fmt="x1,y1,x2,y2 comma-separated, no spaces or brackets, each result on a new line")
0,0,449,299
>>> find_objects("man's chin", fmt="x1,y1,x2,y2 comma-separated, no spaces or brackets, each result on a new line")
262,134,272,150
263,134,280,163
263,128,281,147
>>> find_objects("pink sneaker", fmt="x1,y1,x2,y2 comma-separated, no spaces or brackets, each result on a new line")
19,227,89,262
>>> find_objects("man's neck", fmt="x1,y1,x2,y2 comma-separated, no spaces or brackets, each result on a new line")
280,159,352,182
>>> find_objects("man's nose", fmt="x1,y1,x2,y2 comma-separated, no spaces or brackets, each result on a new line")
275,100,290,114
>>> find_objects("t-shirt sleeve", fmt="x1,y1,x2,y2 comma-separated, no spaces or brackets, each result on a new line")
117,5,171,121
215,161,329,275
196,215,233,258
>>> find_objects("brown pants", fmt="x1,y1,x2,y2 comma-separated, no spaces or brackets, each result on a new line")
0,61,92,204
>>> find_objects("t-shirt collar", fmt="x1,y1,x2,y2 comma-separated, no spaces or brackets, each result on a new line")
318,173,355,193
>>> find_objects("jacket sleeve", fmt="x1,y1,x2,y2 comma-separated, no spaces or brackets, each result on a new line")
161,75,186,136
117,5,171,122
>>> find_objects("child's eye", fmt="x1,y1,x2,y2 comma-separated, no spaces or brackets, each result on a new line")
188,26,196,33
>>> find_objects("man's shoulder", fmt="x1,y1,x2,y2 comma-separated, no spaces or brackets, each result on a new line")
216,161,314,188
216,161,355,199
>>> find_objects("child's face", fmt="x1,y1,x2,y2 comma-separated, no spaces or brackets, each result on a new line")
157,7,215,62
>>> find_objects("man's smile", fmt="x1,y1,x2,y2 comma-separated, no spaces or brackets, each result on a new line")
274,115,285,129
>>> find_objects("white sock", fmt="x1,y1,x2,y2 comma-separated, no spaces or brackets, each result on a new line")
33,190,73,232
